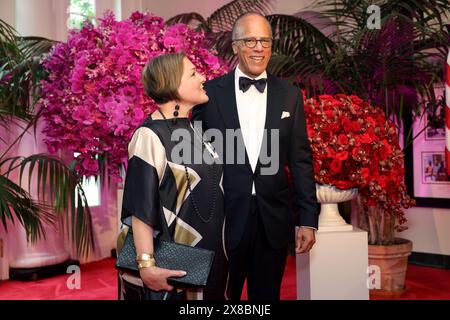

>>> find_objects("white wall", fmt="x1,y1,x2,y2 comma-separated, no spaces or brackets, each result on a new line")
398,207,450,255
14,0,69,41
0,0,15,27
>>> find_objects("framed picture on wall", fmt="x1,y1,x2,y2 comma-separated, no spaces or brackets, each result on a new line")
421,152,449,184
424,104,446,141
425,125,446,140
404,108,450,208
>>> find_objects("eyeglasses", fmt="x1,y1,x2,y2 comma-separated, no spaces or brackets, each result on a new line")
232,37,273,48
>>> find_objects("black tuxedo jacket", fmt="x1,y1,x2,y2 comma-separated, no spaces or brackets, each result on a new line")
192,70,318,250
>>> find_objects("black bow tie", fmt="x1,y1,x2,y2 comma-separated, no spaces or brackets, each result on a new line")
239,77,267,93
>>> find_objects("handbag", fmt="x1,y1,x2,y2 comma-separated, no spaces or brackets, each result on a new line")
116,229,215,288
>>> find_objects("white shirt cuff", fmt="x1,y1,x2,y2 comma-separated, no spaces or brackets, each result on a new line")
300,226,317,231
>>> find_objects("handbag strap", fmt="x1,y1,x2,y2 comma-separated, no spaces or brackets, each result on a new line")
156,109,218,223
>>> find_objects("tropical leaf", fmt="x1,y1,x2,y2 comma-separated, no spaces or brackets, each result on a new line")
19,36,56,60
166,0,273,32
166,0,274,60
268,14,335,59
0,154,95,257
0,19,19,61
318,0,450,39
166,12,206,29
307,1,449,120
0,19,93,258
0,20,56,123
265,14,335,88
268,53,338,95
205,30,236,64
206,0,273,33
0,174,54,243
0,19,16,41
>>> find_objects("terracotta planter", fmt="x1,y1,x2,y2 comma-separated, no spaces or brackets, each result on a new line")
368,238,413,298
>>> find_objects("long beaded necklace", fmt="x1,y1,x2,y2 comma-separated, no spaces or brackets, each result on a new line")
157,108,218,223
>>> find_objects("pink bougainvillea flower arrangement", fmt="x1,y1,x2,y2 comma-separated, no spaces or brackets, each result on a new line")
304,93,415,230
39,11,229,181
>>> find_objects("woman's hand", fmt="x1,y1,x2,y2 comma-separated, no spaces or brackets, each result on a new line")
139,266,186,291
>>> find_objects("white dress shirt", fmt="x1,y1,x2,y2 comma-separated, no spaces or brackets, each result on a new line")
234,66,267,194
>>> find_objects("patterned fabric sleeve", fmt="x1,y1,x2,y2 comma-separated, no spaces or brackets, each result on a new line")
121,126,167,230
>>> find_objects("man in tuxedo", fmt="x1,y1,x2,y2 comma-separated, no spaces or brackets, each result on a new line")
192,12,318,300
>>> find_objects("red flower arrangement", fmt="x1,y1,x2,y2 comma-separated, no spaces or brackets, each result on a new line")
304,93,415,230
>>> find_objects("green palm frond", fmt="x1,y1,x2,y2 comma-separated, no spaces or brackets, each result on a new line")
265,14,335,83
381,0,450,25
0,174,54,244
166,12,206,28
0,109,27,137
318,0,450,38
0,19,94,257
96,153,111,187
269,54,335,94
1,154,95,257
166,0,274,61
310,1,449,110
0,57,42,121
0,19,19,60
208,30,236,64
18,37,58,60
206,0,273,33
0,18,16,41
0,19,56,123
166,0,273,32
19,36,56,60
204,0,273,59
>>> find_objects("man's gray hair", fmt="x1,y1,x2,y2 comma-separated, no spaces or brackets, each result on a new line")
231,12,272,40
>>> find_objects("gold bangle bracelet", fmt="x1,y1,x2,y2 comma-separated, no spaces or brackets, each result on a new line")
138,260,156,269
136,258,156,265
136,253,154,261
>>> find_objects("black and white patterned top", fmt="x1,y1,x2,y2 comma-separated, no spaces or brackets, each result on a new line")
121,116,228,300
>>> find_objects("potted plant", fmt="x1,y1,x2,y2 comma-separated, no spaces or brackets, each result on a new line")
0,18,94,258
304,0,449,298
304,93,416,297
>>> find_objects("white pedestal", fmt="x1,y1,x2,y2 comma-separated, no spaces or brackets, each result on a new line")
296,227,369,300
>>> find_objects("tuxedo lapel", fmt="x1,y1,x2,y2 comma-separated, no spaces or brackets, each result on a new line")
216,70,252,171
256,73,284,173
216,70,240,130
264,73,284,133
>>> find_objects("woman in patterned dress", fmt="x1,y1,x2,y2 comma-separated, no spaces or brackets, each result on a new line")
119,52,228,300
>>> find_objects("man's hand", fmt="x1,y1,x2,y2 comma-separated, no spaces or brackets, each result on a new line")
295,226,316,254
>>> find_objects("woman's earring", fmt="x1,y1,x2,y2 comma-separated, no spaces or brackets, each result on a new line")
173,104,180,124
